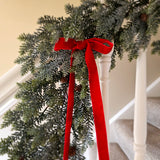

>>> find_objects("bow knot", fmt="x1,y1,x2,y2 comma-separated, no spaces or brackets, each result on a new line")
54,37,113,160
55,37,113,54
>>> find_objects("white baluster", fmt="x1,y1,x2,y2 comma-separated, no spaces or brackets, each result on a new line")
99,51,113,141
134,49,147,160
96,49,113,160
85,49,113,160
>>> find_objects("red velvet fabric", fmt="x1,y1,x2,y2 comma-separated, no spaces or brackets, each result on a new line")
54,38,113,160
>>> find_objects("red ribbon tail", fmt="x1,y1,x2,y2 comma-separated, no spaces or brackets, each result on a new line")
85,44,110,160
63,57,75,160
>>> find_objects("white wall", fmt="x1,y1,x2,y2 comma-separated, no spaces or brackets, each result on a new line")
0,0,80,76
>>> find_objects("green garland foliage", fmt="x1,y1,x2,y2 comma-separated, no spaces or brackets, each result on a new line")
0,0,159,159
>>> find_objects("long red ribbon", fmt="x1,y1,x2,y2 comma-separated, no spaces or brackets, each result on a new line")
54,37,113,160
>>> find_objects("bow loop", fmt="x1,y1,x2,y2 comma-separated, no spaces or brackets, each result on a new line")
88,38,113,54
54,38,76,51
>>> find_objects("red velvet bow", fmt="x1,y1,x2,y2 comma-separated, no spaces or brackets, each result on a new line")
54,37,113,160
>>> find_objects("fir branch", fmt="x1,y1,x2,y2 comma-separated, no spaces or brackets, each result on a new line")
152,40,160,55
1,0,160,159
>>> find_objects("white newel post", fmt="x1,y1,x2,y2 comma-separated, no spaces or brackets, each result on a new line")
134,49,147,160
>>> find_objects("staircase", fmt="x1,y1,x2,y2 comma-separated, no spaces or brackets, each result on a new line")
109,143,128,160
109,97,160,160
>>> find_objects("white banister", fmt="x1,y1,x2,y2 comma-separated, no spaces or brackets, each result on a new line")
134,49,147,160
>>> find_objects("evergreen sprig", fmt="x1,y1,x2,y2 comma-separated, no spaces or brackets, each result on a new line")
0,0,160,159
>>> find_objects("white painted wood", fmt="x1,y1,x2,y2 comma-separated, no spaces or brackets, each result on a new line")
134,49,147,160
96,51,113,160
86,46,113,160
0,65,31,107
0,98,17,118
99,51,113,142
86,141,98,160
0,65,21,103
94,47,113,160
